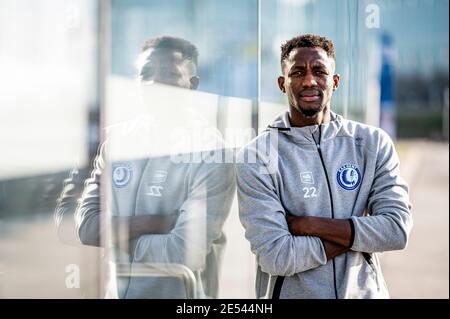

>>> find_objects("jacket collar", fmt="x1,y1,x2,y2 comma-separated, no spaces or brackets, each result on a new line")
268,110,343,144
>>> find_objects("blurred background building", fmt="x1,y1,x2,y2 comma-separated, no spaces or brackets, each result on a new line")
0,0,448,298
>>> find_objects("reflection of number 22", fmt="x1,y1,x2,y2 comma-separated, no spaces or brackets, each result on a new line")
147,186,163,197
303,187,318,198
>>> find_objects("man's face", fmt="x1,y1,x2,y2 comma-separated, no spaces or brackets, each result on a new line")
139,48,198,89
278,47,339,117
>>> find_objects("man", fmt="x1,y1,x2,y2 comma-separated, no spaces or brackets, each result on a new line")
236,34,412,299
55,36,235,298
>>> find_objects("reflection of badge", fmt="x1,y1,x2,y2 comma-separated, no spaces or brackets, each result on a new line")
337,164,361,190
151,170,167,184
112,164,132,188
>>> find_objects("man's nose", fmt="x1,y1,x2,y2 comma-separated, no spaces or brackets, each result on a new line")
302,72,318,87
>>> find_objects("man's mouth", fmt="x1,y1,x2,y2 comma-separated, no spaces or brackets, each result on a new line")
300,91,321,102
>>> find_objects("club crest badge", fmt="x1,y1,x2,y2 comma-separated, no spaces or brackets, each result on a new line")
112,164,132,188
336,164,361,190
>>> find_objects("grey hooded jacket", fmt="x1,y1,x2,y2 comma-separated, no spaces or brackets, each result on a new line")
236,111,412,299
63,117,236,299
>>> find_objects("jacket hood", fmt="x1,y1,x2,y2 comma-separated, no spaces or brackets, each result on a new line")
266,110,344,144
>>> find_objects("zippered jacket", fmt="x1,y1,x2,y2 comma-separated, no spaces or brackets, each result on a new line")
74,116,236,298
236,111,412,299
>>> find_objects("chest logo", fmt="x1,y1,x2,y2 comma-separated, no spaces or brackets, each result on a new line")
337,164,361,190
300,171,315,184
146,170,167,197
112,164,132,188
151,170,168,184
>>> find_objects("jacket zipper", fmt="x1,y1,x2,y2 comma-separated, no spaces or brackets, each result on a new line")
272,276,285,299
362,252,380,290
312,125,339,299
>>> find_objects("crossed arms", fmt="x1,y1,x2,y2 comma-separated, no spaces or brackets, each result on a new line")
236,133,412,277
74,142,236,270
54,146,177,247
55,169,175,247
287,216,352,260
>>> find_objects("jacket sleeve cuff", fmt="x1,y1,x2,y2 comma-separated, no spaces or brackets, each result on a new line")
347,218,355,249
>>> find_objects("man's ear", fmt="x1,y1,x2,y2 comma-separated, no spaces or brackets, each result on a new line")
333,74,340,91
190,76,199,90
278,76,286,93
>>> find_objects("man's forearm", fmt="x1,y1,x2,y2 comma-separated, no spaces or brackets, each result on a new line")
287,216,353,247
112,214,177,240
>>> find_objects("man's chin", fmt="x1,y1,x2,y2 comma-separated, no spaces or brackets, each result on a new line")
298,105,323,117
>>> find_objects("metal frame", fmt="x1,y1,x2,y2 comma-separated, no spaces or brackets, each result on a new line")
115,262,198,299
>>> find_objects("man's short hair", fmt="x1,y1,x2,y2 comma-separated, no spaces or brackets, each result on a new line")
141,36,199,66
280,34,335,67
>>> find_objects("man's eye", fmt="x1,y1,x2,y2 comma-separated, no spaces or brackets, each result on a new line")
316,70,327,75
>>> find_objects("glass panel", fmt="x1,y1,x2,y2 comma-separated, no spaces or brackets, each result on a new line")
94,0,258,298
0,0,447,300
260,0,379,128
260,0,449,139
0,0,99,297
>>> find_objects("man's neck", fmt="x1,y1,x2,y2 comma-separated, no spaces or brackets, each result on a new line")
289,105,331,127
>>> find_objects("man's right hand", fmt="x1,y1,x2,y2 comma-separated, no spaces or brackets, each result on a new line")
145,214,178,234
321,239,350,260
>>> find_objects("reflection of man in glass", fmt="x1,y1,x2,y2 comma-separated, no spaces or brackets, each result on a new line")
55,36,235,298
137,37,199,89
237,34,412,299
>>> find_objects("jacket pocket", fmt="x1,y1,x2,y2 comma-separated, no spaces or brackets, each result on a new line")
362,252,380,291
